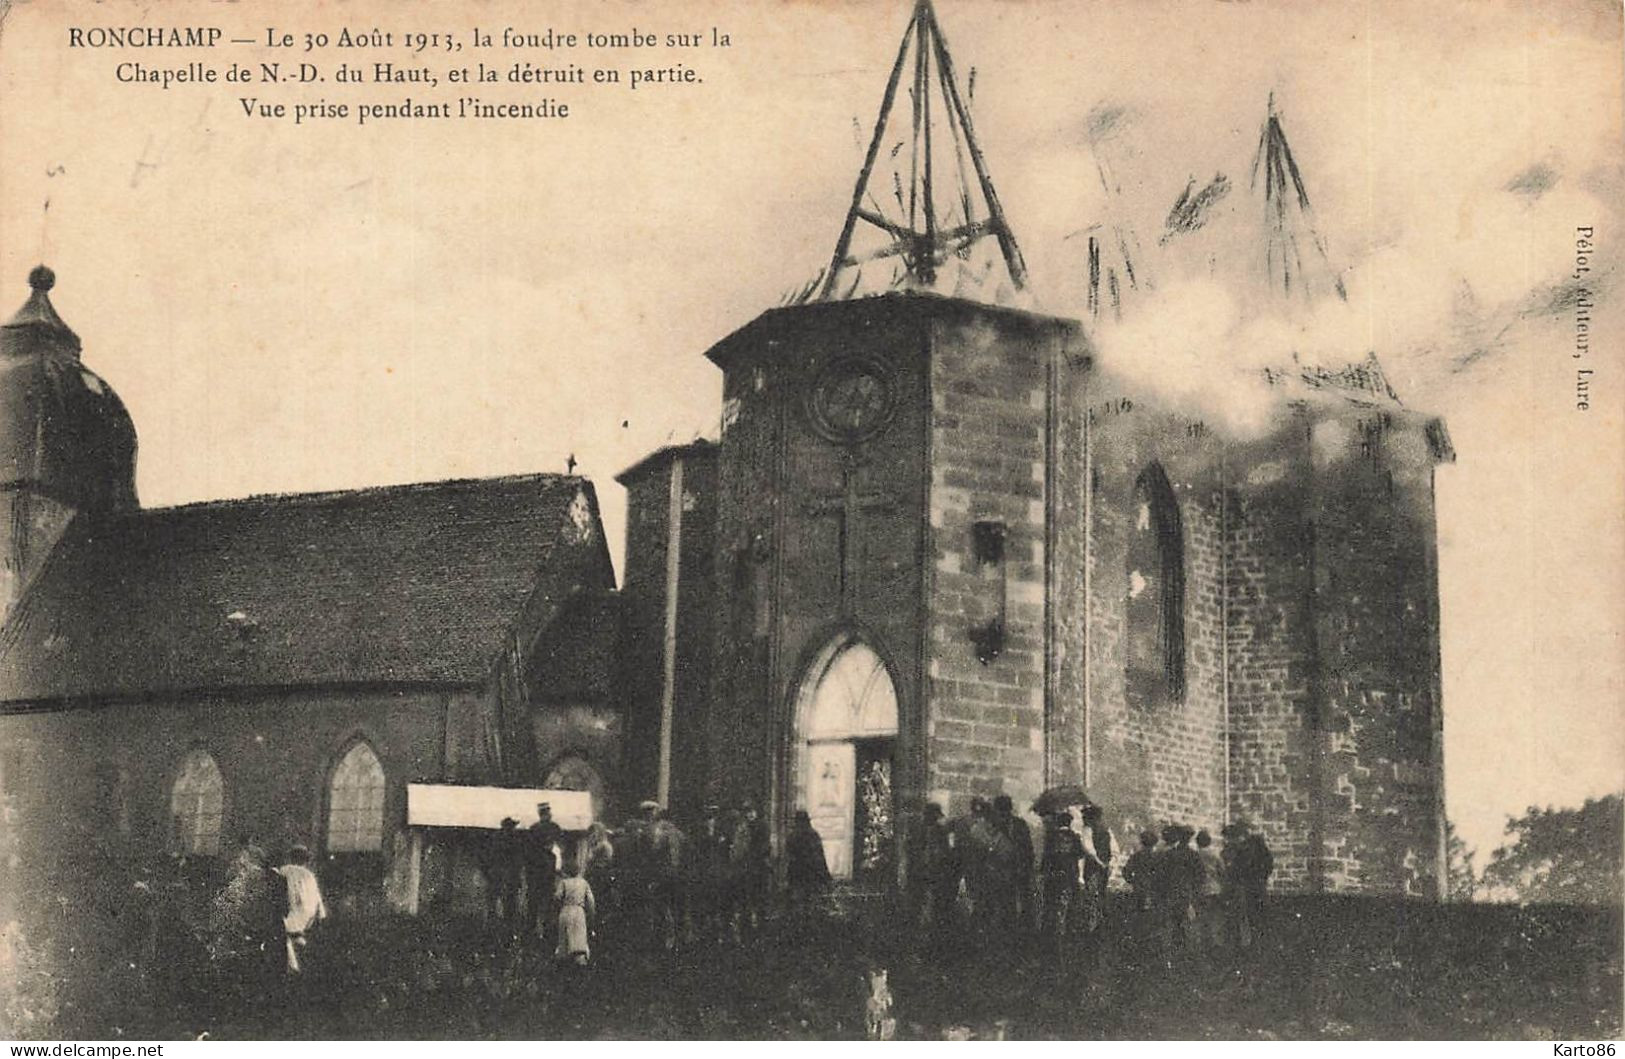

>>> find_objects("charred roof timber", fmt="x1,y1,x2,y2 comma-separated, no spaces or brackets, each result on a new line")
814,0,1028,304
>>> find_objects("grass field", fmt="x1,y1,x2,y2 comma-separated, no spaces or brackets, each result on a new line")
7,893,1620,1040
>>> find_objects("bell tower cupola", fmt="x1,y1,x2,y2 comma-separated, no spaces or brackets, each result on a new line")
0,266,138,621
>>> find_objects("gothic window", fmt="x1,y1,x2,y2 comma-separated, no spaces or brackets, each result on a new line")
171,749,224,856
543,753,607,825
1125,463,1186,705
327,741,386,853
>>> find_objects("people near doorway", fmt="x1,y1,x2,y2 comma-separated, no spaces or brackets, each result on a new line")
490,818,525,929
272,844,327,975
1077,804,1116,938
553,858,596,966
786,810,831,918
1194,828,1225,948
1221,819,1273,950
907,802,955,934
1039,810,1083,952
526,802,564,942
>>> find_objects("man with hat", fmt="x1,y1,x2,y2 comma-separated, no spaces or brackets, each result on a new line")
1038,809,1083,955
906,802,954,937
691,803,732,944
1160,824,1205,958
1220,819,1273,949
491,817,524,928
991,794,1034,936
617,800,661,946
525,802,564,942
1120,829,1163,967
730,800,772,940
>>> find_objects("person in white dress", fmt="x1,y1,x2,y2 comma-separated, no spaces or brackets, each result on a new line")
554,860,596,965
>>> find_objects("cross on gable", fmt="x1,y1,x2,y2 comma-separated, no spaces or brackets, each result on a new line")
804,465,897,606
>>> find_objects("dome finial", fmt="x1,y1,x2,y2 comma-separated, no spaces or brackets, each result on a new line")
28,265,56,292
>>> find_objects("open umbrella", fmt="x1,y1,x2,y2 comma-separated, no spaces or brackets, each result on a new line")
1030,784,1091,817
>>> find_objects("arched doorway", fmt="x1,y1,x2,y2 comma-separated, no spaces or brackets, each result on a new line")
793,637,898,883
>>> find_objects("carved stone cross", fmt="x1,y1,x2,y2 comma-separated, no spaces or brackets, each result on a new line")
804,465,896,606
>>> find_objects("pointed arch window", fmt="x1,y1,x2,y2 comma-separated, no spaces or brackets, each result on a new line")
1125,463,1186,705
171,749,224,856
803,641,899,741
327,741,386,853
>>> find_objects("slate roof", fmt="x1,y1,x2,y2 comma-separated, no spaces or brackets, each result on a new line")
0,474,610,705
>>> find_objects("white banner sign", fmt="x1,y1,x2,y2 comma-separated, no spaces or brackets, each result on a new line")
405,784,593,831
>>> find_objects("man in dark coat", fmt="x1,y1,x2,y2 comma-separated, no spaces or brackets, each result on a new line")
907,802,955,935
1120,829,1162,964
691,804,732,943
1038,810,1083,954
785,810,831,918
490,817,524,928
730,801,772,938
992,795,1035,933
1221,819,1274,949
1161,825,1206,958
649,807,686,950
526,803,564,940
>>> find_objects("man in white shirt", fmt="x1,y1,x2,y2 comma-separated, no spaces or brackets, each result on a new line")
273,845,328,974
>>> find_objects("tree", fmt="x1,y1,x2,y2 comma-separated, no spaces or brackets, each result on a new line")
1444,818,1478,902
1481,794,1623,906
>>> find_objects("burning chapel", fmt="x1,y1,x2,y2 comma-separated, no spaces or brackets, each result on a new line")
0,0,1453,923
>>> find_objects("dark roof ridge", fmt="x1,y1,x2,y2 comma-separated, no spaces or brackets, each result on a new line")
138,472,588,516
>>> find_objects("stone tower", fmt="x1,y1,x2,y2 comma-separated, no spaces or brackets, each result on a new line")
699,294,1086,883
617,4,1452,896
0,267,138,623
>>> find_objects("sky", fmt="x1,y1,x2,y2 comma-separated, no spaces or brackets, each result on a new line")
1,0,1620,867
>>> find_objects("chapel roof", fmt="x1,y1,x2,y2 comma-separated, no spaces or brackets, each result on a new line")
0,473,613,706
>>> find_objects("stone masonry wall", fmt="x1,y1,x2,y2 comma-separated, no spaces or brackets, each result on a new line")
1224,421,1321,891
1305,409,1447,896
1223,406,1448,896
923,308,1084,818
1080,393,1228,841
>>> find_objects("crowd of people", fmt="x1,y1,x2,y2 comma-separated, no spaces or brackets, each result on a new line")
178,793,1275,988
902,796,1276,968
476,799,793,960
468,794,1276,975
